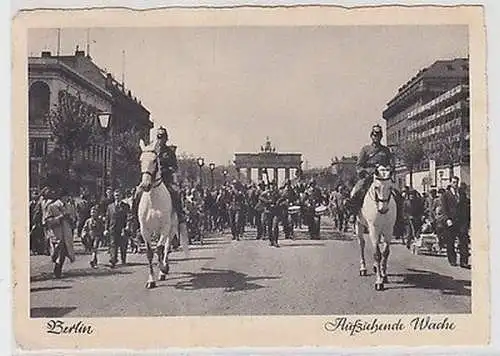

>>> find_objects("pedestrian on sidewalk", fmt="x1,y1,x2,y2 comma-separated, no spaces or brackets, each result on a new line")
42,183,76,278
82,205,104,268
75,191,92,251
438,176,465,267
105,189,130,268
30,187,49,255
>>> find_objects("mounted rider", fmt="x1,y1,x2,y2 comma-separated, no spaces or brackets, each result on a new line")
133,126,186,225
349,124,403,231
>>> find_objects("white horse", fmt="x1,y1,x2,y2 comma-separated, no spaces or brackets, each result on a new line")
138,139,188,289
355,165,397,291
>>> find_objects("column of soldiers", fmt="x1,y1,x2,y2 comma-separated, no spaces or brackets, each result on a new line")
175,177,331,246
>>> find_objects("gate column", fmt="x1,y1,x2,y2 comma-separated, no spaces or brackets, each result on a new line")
285,167,290,181
246,167,252,183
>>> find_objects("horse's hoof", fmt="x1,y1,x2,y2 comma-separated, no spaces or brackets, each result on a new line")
158,273,166,281
375,283,384,291
159,263,169,275
359,269,367,276
145,281,156,289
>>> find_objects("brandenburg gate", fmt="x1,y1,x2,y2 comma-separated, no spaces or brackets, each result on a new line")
234,137,302,184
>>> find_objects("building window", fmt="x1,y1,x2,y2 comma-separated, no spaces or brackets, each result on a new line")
29,81,50,125
29,138,48,158
29,161,42,188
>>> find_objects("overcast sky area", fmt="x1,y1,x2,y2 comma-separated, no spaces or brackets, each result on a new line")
28,26,468,168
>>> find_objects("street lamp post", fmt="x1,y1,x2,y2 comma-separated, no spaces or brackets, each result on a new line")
98,112,112,197
223,169,228,185
438,170,444,188
209,163,215,188
197,157,205,188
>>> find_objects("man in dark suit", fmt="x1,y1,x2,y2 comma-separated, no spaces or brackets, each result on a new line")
105,189,130,267
439,176,468,267
456,182,471,268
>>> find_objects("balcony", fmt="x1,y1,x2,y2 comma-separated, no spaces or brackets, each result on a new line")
406,84,466,121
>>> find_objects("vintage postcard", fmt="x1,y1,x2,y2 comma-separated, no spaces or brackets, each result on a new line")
12,4,489,351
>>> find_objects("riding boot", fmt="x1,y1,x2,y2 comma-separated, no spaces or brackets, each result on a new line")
392,190,405,237
348,180,365,216
131,188,143,219
166,185,186,224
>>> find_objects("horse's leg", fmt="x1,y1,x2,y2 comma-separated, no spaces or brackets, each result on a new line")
145,241,156,289
158,219,172,281
371,231,384,291
381,221,394,284
357,218,367,276
140,226,156,289
156,239,168,280
380,240,390,284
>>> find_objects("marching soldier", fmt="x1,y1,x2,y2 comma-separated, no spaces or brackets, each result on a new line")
281,180,297,239
228,180,246,241
303,178,324,239
265,181,288,247
253,183,267,240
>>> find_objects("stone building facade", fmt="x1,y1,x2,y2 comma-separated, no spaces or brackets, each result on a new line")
382,58,470,191
28,49,152,197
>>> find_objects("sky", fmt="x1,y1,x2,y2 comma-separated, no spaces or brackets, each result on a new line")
28,26,468,168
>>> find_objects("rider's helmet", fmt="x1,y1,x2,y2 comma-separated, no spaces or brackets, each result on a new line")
371,124,383,138
157,126,168,140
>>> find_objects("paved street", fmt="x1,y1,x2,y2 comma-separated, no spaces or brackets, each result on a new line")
30,218,471,318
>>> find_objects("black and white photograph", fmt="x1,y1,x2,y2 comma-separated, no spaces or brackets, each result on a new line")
12,5,489,350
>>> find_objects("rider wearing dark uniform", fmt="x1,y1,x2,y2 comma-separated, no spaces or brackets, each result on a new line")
133,127,186,225
349,124,403,232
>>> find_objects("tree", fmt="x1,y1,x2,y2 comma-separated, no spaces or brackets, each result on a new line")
397,140,426,189
113,129,144,190
47,91,97,175
435,136,460,179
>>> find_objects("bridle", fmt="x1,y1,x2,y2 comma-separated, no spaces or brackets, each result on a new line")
141,150,163,189
369,173,394,205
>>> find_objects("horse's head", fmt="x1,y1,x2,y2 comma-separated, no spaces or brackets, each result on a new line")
372,165,394,214
138,139,160,192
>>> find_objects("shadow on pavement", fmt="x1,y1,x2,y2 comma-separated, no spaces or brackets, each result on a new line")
388,268,471,296
30,306,77,318
121,262,150,267
31,285,72,293
282,243,326,248
172,267,281,292
171,256,216,262
31,267,132,282
188,245,225,251
324,232,355,241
